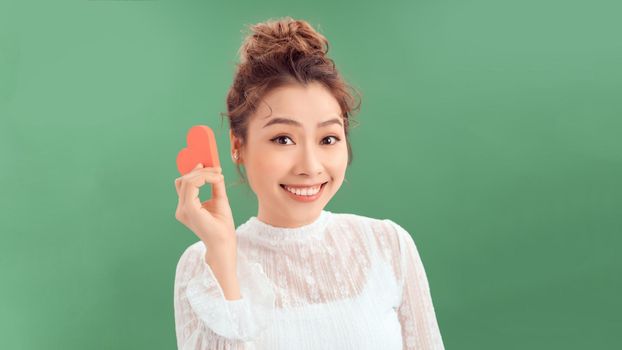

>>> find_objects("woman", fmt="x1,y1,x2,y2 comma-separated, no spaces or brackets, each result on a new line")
173,16,445,350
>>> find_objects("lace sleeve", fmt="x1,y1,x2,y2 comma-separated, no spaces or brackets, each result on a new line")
386,219,445,350
173,243,276,349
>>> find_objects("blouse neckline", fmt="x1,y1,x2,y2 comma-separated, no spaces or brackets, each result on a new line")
238,210,333,243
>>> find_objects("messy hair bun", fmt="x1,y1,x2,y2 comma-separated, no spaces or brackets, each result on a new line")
221,16,362,185
238,17,330,65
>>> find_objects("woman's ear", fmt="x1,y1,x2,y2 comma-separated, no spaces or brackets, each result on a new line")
229,129,242,164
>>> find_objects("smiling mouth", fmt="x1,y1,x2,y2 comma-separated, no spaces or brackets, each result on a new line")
279,181,328,197
279,181,328,188
280,181,328,190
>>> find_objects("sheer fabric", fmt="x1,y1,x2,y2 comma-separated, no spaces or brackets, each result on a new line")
173,210,445,349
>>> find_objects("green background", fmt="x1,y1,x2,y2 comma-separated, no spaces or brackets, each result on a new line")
1,0,620,349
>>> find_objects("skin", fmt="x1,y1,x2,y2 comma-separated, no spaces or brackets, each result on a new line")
229,81,349,228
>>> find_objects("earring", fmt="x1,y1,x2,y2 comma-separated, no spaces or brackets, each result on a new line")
232,150,239,160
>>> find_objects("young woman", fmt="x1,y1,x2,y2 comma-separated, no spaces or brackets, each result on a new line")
173,17,445,350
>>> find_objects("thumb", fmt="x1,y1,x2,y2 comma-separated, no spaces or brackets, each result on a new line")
211,172,229,201
195,163,203,169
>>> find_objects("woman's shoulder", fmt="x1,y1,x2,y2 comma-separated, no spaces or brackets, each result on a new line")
330,210,385,226
332,211,405,231
181,240,205,255
175,240,205,270
331,211,409,246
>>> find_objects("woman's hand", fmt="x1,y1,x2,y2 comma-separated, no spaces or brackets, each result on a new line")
174,163,236,247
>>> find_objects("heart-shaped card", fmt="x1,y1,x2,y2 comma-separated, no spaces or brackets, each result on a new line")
176,125,221,175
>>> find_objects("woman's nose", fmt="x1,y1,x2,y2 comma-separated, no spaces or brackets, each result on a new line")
297,144,324,175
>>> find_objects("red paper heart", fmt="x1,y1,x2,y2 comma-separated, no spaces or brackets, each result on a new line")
176,125,221,175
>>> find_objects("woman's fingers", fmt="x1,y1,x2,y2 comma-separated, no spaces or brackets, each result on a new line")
175,163,203,201
211,172,227,201
184,172,223,209
177,164,224,209
175,178,182,196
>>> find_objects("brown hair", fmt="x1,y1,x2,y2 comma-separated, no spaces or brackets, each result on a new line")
220,16,362,185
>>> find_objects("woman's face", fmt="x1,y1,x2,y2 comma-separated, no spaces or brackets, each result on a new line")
230,81,348,228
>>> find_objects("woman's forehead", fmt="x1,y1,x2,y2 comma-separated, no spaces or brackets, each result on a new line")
261,83,339,110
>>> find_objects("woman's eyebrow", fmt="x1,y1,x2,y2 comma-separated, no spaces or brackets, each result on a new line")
262,117,343,129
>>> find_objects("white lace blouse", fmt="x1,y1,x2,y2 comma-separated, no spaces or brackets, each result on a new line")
173,210,445,349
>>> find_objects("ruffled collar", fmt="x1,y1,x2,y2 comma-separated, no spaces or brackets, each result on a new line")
237,210,333,243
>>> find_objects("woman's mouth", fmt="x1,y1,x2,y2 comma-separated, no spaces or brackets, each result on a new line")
279,182,328,202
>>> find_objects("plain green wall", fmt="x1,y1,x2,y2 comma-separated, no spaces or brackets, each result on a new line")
1,0,620,349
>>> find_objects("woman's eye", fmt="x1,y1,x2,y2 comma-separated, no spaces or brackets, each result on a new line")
271,136,294,145
322,136,341,145
270,135,341,145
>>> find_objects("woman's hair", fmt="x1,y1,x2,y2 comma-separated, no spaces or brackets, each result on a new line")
220,16,362,185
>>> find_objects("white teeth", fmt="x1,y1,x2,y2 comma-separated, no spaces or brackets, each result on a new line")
284,184,321,196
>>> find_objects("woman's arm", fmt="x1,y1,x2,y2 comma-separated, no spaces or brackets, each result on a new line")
173,243,275,349
386,219,446,350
